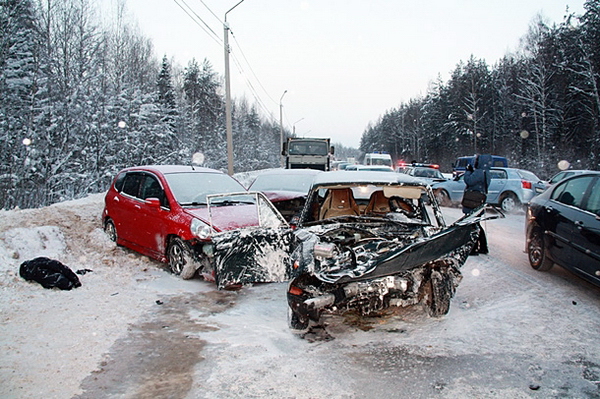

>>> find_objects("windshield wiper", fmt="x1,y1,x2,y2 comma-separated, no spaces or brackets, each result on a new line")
210,199,255,206
180,201,207,207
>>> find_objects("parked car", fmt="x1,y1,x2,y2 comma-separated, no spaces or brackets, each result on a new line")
432,167,545,212
353,165,395,172
452,155,508,177
247,168,322,221
544,169,595,190
280,171,499,332
526,172,600,287
399,164,447,185
102,165,288,282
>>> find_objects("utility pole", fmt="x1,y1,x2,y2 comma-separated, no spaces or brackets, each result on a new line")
224,0,244,175
279,90,287,167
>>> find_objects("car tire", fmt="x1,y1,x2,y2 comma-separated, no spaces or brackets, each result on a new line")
287,307,310,334
167,237,195,279
435,189,451,207
104,219,117,242
424,269,452,317
500,192,518,213
528,229,554,271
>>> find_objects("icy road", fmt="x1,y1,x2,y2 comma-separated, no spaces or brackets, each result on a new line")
1,194,600,398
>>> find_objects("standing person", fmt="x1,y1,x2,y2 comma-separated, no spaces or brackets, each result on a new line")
462,154,492,254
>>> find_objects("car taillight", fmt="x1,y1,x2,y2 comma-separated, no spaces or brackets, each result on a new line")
289,286,303,296
522,180,532,189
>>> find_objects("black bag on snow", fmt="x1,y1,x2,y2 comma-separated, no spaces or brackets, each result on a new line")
19,257,82,290
461,190,487,209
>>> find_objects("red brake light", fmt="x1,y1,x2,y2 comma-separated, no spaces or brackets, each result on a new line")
289,286,303,296
522,180,532,189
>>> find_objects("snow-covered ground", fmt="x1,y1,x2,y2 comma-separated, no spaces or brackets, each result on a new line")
1,194,600,398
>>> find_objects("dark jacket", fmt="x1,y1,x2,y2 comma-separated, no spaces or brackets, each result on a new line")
19,257,81,290
463,154,492,194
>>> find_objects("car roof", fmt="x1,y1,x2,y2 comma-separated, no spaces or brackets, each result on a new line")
311,171,425,186
253,168,322,177
121,165,224,175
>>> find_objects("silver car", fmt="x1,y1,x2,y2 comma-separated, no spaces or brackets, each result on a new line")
432,167,545,212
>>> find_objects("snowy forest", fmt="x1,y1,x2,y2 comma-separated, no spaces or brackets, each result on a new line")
1,0,599,210
360,0,600,178
0,0,297,210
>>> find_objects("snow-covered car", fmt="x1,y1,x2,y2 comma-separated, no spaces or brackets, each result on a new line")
102,165,288,284
282,171,499,332
432,167,545,212
247,168,322,222
398,164,447,185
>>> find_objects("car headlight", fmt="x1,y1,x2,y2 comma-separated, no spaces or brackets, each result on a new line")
191,218,212,240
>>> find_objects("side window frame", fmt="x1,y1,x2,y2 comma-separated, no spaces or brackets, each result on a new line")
121,172,144,199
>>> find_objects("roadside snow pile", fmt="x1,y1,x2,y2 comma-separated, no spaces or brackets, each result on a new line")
0,193,192,398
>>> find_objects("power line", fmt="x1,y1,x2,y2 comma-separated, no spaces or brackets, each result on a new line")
172,0,222,46
198,0,223,24
230,32,278,107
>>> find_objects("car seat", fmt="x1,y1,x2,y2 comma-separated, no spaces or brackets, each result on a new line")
319,188,360,219
364,190,391,216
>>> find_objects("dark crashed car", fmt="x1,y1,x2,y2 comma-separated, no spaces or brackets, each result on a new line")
526,172,600,287
282,171,500,332
247,168,322,222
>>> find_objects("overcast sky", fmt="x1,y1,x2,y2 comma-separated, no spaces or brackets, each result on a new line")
109,0,586,148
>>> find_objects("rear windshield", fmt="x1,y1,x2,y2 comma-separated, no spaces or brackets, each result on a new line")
517,170,540,182
165,172,245,205
250,173,316,194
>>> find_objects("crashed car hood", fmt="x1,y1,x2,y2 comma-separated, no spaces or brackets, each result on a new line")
184,206,260,232
212,206,500,289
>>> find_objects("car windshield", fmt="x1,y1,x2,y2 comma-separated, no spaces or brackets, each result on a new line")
250,173,316,194
164,172,245,205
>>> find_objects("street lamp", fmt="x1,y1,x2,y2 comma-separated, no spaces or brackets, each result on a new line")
224,0,244,176
279,90,287,167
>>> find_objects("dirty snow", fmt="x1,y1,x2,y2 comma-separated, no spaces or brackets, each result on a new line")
1,195,600,398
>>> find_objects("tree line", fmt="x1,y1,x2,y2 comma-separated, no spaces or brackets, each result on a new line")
0,0,287,209
360,0,600,179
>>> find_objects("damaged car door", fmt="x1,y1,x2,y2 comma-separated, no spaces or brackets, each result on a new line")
209,192,295,289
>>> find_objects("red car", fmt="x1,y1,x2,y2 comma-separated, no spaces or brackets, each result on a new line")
102,165,287,281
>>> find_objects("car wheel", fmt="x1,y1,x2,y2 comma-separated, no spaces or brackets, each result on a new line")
287,307,310,334
500,193,518,213
424,269,452,317
167,237,195,278
104,219,117,242
528,229,554,271
435,189,451,207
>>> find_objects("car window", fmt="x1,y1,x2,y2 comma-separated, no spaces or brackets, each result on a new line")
584,178,600,214
552,175,594,208
121,173,144,198
140,174,169,207
114,172,126,192
489,170,506,179
549,171,568,184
